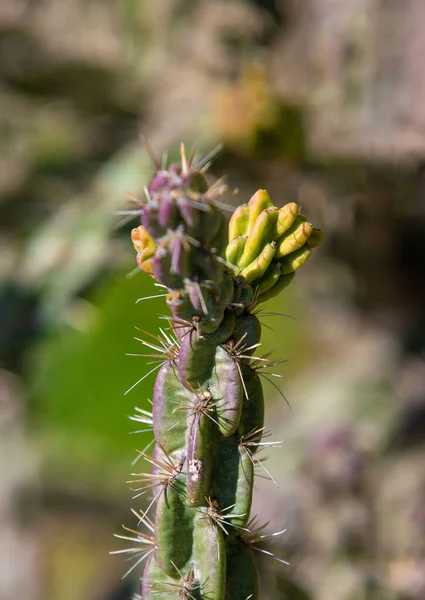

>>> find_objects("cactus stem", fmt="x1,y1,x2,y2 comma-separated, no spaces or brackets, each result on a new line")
120,152,323,595
224,349,249,401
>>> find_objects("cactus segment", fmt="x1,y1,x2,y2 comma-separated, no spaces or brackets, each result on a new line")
141,555,166,599
231,313,262,359
225,540,259,600
178,331,217,390
178,312,235,389
237,366,265,447
213,435,254,532
155,479,194,577
187,411,216,505
210,345,243,436
192,512,226,600
121,145,322,599
152,362,190,453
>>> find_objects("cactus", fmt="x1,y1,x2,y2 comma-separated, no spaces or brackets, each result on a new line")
114,145,322,599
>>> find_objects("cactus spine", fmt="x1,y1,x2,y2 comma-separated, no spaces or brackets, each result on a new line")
118,145,322,599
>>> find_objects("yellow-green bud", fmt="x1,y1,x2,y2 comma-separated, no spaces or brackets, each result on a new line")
258,272,295,302
279,246,311,274
255,262,282,294
246,190,274,235
240,241,276,283
228,204,249,240
275,217,313,259
225,236,247,267
275,202,299,237
238,207,279,269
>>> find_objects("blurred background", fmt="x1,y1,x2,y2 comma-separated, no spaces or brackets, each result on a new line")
1,1,425,599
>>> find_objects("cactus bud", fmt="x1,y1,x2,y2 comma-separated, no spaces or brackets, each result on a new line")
275,217,313,259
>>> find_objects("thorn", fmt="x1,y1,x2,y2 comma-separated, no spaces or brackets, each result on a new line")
180,142,188,174
124,363,163,396
124,190,144,205
195,143,223,169
187,145,197,168
136,293,167,302
258,372,291,407
141,134,161,169
240,518,289,566
126,266,142,279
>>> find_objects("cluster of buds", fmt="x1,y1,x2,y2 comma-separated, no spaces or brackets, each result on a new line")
131,149,233,334
226,190,322,301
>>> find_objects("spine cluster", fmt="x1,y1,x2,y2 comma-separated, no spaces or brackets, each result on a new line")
117,146,322,600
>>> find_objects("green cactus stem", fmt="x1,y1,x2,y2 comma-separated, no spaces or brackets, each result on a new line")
114,144,322,599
